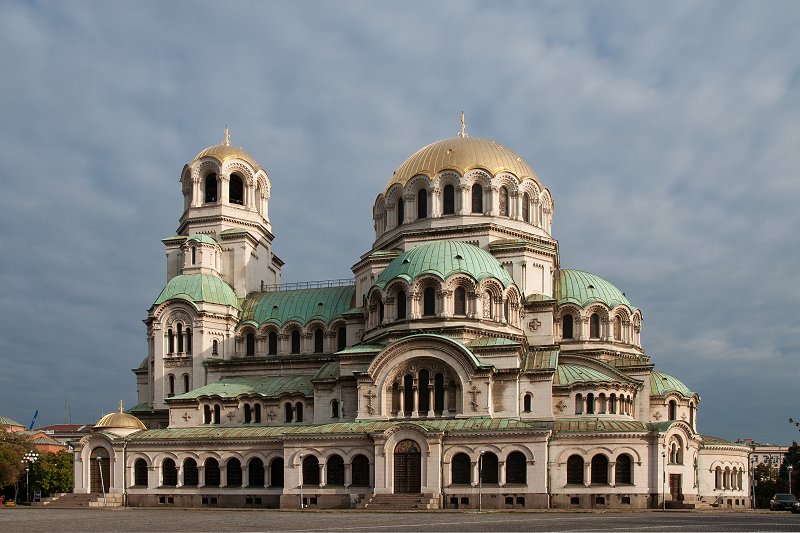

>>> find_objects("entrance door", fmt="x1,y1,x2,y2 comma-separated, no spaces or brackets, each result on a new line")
669,474,682,501
90,449,111,493
393,440,421,493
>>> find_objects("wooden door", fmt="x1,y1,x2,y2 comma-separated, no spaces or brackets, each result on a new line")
394,440,421,493
669,474,682,500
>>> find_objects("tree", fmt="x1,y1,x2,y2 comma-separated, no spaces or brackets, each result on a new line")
753,462,781,508
779,441,800,497
30,451,73,496
0,431,33,502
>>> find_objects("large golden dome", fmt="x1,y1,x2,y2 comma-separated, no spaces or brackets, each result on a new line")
386,136,538,192
94,402,146,431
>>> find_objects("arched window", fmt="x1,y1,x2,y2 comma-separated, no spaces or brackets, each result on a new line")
168,328,175,354
586,393,595,414
715,466,722,489
378,300,384,324
351,454,370,486
268,332,278,355
523,393,532,413
417,189,427,219
167,374,175,397
403,374,414,414
434,373,445,413
471,184,483,213
481,452,499,484
598,393,607,414
562,314,574,339
186,328,192,354
284,402,293,423
522,192,530,222
418,369,430,413
567,455,584,484
177,323,184,353
246,332,255,356
244,404,252,424
302,455,320,486
296,402,303,423
689,402,694,427
203,405,211,424
591,454,609,484
590,313,600,338
191,246,196,265
331,399,339,418
212,339,218,355
397,198,404,226
204,173,218,203
270,457,284,487
291,330,300,354
326,455,345,485
254,403,261,423
575,393,583,415
213,404,220,424
183,374,190,393
248,458,264,487
162,458,177,487
134,458,148,486
229,174,244,205
337,326,346,351
451,453,471,484
396,291,407,320
314,328,323,353
614,316,622,340
454,287,466,316
615,454,632,484
205,458,220,487
609,394,617,414
506,451,527,484
668,400,677,421
183,458,198,486
226,458,242,487
443,184,455,215
499,186,509,217
423,287,436,316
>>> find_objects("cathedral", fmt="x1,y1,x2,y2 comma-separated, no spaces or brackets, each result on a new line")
73,124,751,510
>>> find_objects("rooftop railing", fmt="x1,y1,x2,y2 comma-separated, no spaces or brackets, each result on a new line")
260,278,355,292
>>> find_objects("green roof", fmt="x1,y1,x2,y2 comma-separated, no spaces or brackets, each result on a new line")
125,417,552,442
650,371,696,397
522,349,559,371
313,362,340,381
465,337,520,348
154,274,240,309
336,344,384,355
127,402,154,414
556,269,635,310
554,419,649,434
0,415,24,428
170,376,314,401
554,362,638,387
186,234,218,245
240,286,355,327
375,241,515,289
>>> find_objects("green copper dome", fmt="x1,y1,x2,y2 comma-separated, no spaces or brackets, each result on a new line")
556,269,635,310
375,241,515,289
650,371,696,398
240,286,355,327
154,274,240,309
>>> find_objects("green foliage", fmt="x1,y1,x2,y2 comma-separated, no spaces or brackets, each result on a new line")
753,462,781,508
779,441,800,497
0,431,33,499
30,451,73,496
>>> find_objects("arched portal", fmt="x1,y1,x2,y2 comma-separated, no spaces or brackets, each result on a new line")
90,448,111,493
393,439,421,493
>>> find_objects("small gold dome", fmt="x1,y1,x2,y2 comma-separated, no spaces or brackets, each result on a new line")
386,136,539,192
193,144,261,170
94,402,146,431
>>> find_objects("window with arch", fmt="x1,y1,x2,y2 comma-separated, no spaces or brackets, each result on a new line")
248,458,264,487
326,454,345,486
591,454,609,484
313,328,323,353
586,393,595,414
418,369,430,413
186,328,192,354
229,173,244,205
575,393,584,415
302,455,320,486
331,399,339,418
245,332,255,356
423,287,436,316
590,313,601,338
443,184,455,215
284,402,293,423
291,330,300,354
396,198,404,226
183,458,198,486
451,453,471,484
270,457,284,487
351,454,370,486
609,393,617,414
434,373,445,413
714,466,722,489
471,184,483,213
177,323,184,353
454,287,466,316
615,454,632,484
295,402,303,423
337,326,346,351
268,331,278,355
523,393,532,413
162,458,178,487
499,186,509,217
226,458,242,487
203,405,212,424
168,328,175,354
481,452,499,484
417,189,427,219
562,314,574,339
378,299,384,324
566,455,584,485
205,458,220,486
522,192,530,223
183,374,189,394
668,399,677,421
669,438,684,464
689,402,694,427
598,393,607,414
614,316,622,340
254,403,261,423
244,404,252,424
167,374,175,397
506,451,527,484
204,173,218,203
133,458,148,487
191,246,196,265
396,290,407,320
212,339,218,355
213,404,220,424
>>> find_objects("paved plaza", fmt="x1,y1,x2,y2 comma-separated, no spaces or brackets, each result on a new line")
0,508,799,533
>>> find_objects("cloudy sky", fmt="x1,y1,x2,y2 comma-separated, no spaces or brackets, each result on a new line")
0,1,798,444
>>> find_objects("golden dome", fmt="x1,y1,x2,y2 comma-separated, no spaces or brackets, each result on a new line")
94,402,146,431
386,136,538,192
191,127,261,170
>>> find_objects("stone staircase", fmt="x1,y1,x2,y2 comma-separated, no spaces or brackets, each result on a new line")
34,493,123,508
358,493,439,511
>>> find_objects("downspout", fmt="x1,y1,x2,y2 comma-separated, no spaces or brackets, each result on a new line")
122,440,128,507
546,431,552,509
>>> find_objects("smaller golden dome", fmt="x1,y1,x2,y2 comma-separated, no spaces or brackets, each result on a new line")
191,127,261,170
94,401,147,431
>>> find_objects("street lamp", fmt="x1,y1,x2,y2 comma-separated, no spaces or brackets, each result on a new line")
661,450,666,510
750,456,757,509
96,455,106,506
298,453,304,509
21,451,39,504
789,465,794,496
478,451,484,512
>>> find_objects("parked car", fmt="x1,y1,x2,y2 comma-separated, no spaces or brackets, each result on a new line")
770,493,799,511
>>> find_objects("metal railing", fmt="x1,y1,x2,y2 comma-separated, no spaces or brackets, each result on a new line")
260,278,354,292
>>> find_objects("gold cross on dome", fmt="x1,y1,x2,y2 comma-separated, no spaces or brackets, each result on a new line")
458,111,467,137
224,125,230,146
119,400,124,413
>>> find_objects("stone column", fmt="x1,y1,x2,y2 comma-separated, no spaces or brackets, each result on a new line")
412,386,419,418
176,465,183,488
499,461,506,486
609,462,616,488
471,461,479,487
584,462,591,487
219,465,227,488
318,462,326,487
398,387,405,418
427,387,435,417
197,465,205,487
242,465,249,488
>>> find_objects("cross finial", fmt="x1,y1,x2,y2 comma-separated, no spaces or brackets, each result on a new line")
224,125,230,146
119,400,124,413
458,111,467,137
